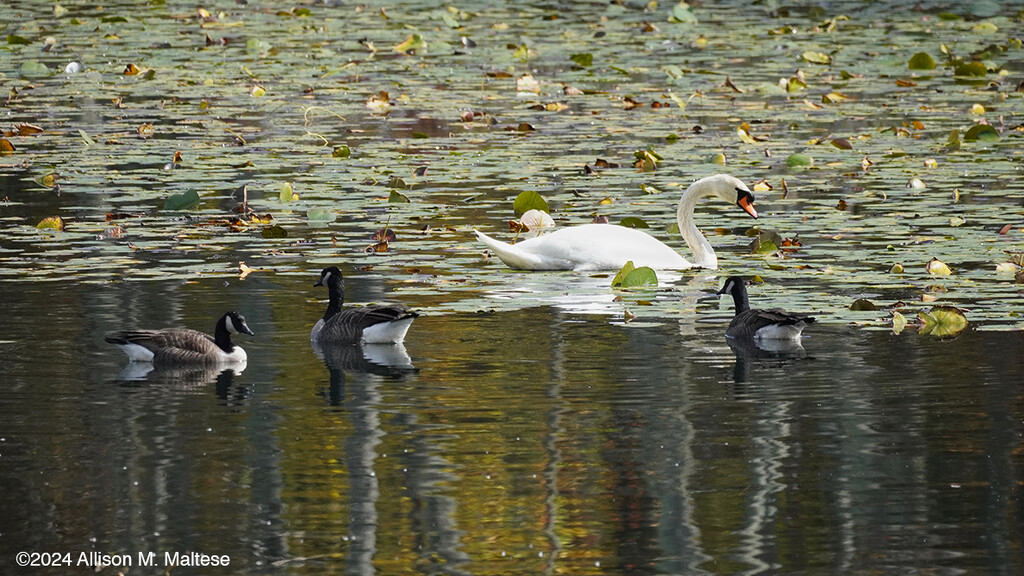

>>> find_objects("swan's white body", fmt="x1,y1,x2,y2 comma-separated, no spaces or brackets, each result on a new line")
475,174,757,271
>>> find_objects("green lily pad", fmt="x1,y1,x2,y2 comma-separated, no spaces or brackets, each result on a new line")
954,61,987,77
964,124,999,142
19,60,50,78
307,208,335,222
619,216,649,229
918,306,968,338
163,190,200,210
907,52,935,70
513,190,548,217
786,153,813,168
570,53,593,67
389,190,411,203
261,225,288,238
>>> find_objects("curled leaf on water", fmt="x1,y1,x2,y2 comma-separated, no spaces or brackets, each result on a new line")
14,123,43,136
889,263,904,274
892,310,908,334
633,148,662,172
366,91,391,113
0,138,15,155
918,306,968,338
926,257,952,276
239,261,254,280
372,228,397,243
332,145,350,158
511,190,548,217
516,73,541,95
831,138,853,149
37,216,65,231
280,182,296,203
570,53,593,67
519,209,554,236
908,177,926,189
138,123,155,139
611,260,658,287
388,190,411,203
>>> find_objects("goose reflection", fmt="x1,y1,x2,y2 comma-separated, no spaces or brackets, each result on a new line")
114,361,246,392
311,340,417,406
727,337,808,384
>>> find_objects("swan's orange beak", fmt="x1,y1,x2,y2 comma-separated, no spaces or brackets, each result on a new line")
737,191,758,219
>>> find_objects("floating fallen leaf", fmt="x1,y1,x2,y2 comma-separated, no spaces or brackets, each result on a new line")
35,172,59,188
889,263,904,274
737,123,758,144
624,310,636,322
239,261,254,280
36,216,65,231
748,229,782,254
668,2,698,24
752,179,772,192
516,73,541,95
15,123,43,136
332,145,350,158
926,257,952,276
954,61,987,77
138,123,154,138
950,216,965,227
570,53,593,67
709,153,726,165
250,85,266,97
366,91,391,113
998,224,1013,235
908,177,926,189
633,148,662,172
388,190,410,203
0,138,15,155
970,103,985,115
995,262,1019,274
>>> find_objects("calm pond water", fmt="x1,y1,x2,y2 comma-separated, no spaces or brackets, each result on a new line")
2,0,1024,574
1,277,1022,575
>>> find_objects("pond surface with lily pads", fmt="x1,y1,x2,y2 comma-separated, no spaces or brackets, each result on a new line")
1,1,1022,575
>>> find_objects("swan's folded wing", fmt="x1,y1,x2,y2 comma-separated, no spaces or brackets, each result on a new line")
475,230,566,270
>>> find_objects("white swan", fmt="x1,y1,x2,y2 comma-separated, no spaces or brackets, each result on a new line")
474,173,758,271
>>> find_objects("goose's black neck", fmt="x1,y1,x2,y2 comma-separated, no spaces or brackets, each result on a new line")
214,315,235,353
730,285,751,314
719,277,751,315
323,275,346,321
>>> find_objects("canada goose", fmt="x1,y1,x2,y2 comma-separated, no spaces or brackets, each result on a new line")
717,276,815,340
105,311,254,364
474,173,757,271
311,266,418,345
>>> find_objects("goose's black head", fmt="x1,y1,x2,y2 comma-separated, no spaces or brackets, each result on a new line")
717,276,750,314
223,311,255,336
315,266,343,288
717,276,746,297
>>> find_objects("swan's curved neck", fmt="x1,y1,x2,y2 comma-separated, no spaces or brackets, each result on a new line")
676,182,718,269
324,277,345,321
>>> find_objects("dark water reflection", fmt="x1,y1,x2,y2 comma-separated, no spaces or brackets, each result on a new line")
1,279,1022,575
